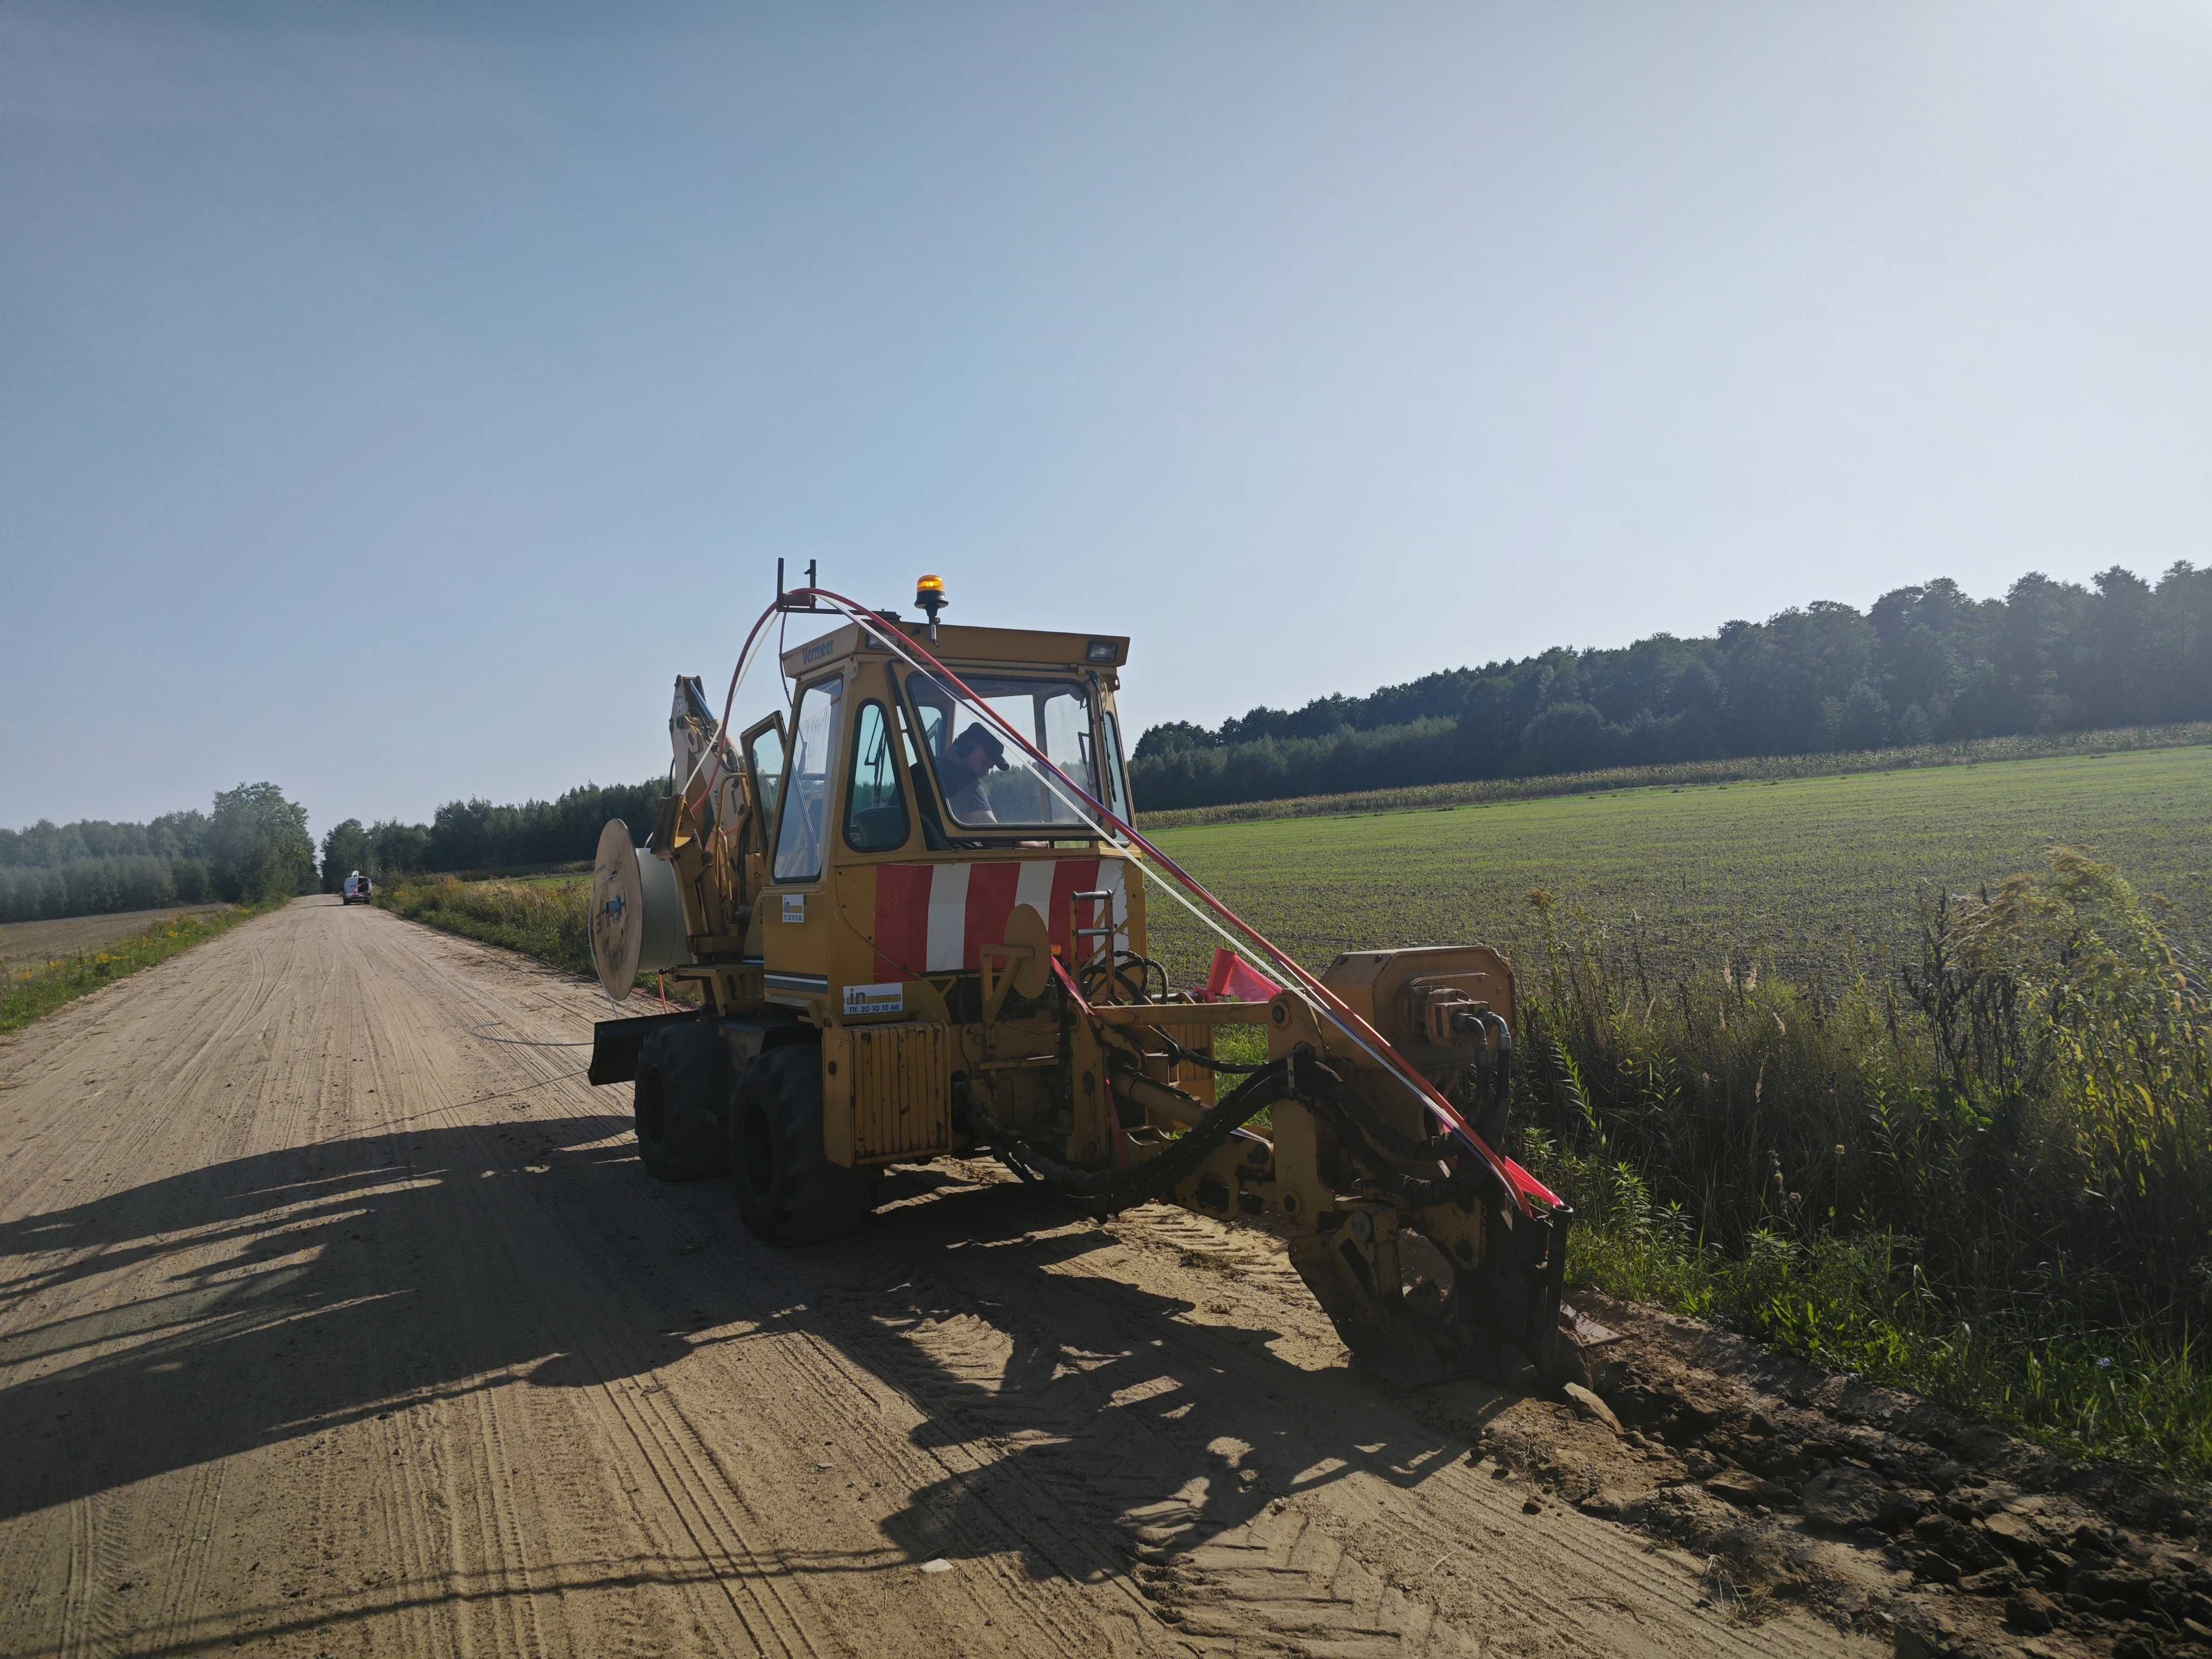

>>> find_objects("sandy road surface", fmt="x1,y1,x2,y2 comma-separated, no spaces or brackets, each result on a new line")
0,898,1876,1657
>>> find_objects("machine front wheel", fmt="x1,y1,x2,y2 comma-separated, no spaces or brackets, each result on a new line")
633,1021,731,1182
730,1044,876,1245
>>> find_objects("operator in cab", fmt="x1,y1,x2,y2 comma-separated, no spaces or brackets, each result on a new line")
912,721,1009,849
940,724,1008,822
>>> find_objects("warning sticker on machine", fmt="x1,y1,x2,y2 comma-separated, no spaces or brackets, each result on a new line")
842,982,904,1017
781,894,805,924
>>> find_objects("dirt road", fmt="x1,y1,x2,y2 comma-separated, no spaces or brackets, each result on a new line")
0,897,1877,1657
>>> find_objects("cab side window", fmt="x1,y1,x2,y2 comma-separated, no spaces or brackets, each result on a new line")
772,677,842,882
1103,711,1133,824
745,724,786,848
844,702,912,853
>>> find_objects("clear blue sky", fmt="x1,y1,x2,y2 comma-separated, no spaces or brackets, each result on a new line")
4,3,2208,839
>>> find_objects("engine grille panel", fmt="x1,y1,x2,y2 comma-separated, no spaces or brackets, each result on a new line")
846,1021,950,1162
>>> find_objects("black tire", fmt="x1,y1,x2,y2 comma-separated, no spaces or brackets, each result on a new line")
729,1044,877,1244
633,1020,733,1182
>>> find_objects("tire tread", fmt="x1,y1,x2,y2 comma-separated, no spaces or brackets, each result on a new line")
634,1020,732,1182
730,1044,875,1244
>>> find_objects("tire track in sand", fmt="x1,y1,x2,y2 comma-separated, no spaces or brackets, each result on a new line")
359,907,1170,1658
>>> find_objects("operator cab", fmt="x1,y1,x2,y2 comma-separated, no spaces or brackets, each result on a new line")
732,605,1139,1018
743,617,1134,875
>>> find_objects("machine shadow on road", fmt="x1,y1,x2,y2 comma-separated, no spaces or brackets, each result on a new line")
1,1110,1507,1585
814,1185,1522,1583
802,1172,1513,1583
0,1110,653,1525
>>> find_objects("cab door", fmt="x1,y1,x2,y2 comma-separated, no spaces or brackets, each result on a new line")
759,676,842,1007
740,713,786,854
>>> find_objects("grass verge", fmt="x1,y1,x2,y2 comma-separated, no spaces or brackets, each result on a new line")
375,875,596,976
0,904,263,1035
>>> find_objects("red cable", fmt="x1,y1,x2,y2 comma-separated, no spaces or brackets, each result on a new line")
721,585,1559,1217
797,586,1557,1215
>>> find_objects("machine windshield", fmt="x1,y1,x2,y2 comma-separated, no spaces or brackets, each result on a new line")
904,671,1107,831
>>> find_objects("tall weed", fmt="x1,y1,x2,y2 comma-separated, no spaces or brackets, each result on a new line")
376,876,596,977
1515,849,2212,1478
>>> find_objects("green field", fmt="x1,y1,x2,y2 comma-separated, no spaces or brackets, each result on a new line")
421,747,2212,989
1137,720,2212,829
1143,745,2212,985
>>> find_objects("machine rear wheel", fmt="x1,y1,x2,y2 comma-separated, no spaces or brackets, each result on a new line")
730,1044,876,1244
633,1021,731,1182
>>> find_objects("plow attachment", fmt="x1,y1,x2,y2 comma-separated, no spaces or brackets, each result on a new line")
1288,1202,1616,1391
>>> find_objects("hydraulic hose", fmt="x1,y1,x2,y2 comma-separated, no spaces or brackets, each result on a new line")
1292,1057,1498,1208
1149,1028,1270,1074
1077,948,1165,1006
1480,1009,1513,1116
962,1059,1288,1208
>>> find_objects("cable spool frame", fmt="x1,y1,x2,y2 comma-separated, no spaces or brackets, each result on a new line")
590,819,692,1003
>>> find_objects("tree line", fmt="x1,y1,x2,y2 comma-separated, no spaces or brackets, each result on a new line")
0,783,316,925
18,562,2202,924
1132,564,2212,810
316,779,660,890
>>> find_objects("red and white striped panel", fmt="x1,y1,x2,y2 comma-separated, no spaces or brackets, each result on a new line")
871,859,1129,980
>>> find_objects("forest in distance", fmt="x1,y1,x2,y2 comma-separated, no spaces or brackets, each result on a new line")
312,780,660,893
0,782,314,923
9,560,2212,916
1134,563,2212,809
1,780,658,922
319,559,2212,876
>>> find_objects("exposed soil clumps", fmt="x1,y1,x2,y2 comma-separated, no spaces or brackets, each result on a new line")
1469,1292,2212,1656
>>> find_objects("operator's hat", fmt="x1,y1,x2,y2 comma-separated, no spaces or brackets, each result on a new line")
952,724,1009,770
